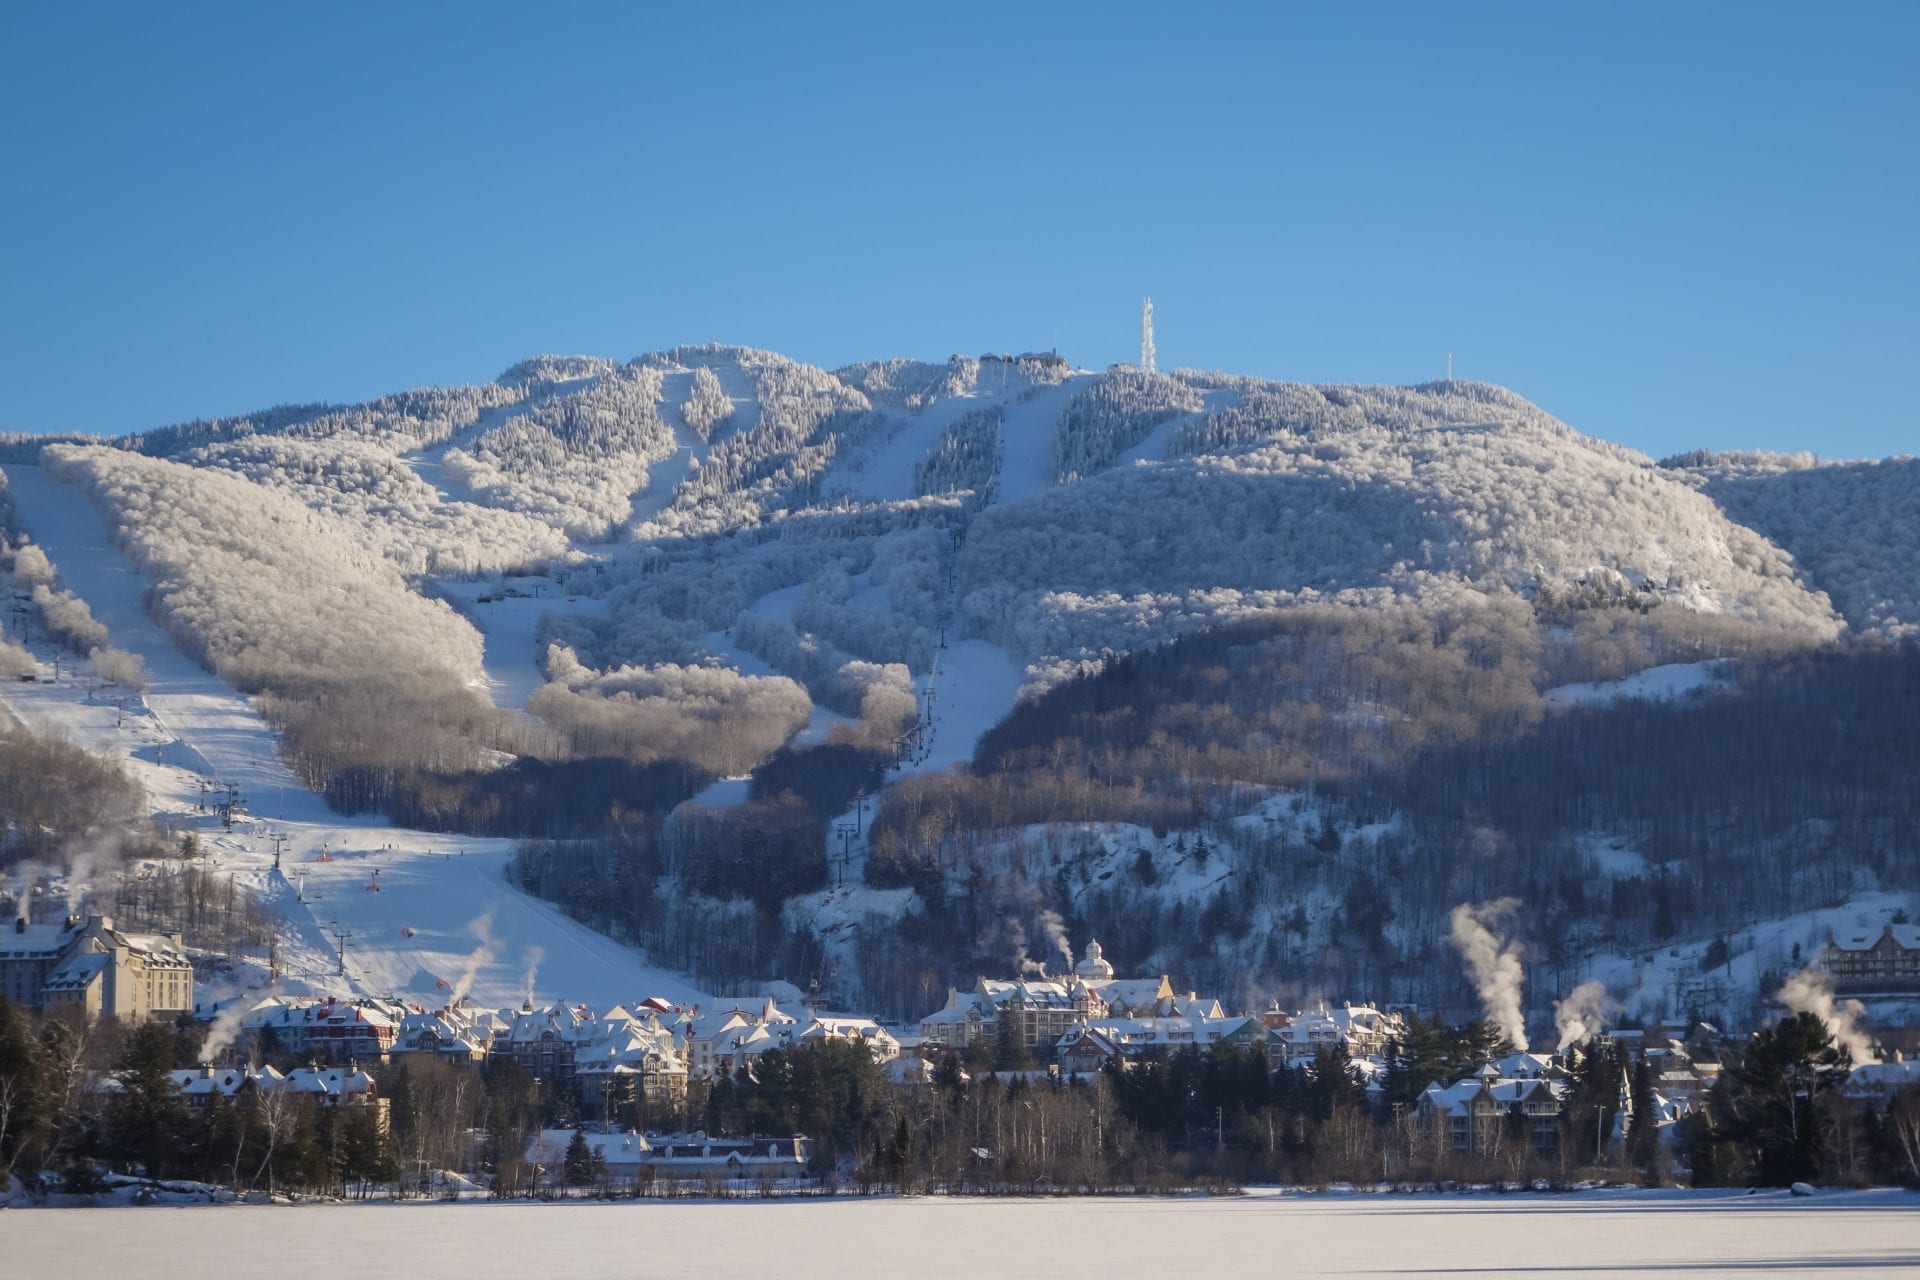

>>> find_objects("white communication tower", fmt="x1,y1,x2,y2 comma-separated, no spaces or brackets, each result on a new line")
1140,297,1156,374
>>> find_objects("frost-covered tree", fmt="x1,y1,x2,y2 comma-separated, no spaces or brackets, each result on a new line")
87,645,146,692
1047,371,1204,484
680,365,735,442
31,584,109,654
6,542,55,586
528,646,812,778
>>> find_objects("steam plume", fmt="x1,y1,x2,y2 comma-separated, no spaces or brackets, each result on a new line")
1039,909,1073,971
447,912,497,1006
199,991,273,1064
1778,968,1875,1064
1553,980,1616,1052
7,860,47,922
522,945,545,1007
1450,898,1529,1051
63,843,112,918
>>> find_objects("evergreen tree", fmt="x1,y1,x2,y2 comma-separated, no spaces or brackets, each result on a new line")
0,996,47,1182
563,1127,596,1187
1718,1011,1849,1186
1627,1055,1659,1173
106,1020,190,1179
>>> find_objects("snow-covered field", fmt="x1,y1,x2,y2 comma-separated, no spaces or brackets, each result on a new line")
4,1189,1914,1279
1544,660,1732,709
0,462,709,1013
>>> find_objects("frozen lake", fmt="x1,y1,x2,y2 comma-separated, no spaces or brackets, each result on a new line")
4,1188,1916,1278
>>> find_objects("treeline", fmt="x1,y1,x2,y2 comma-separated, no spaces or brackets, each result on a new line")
7,1004,1908,1199
0,1009,395,1197
0,723,150,867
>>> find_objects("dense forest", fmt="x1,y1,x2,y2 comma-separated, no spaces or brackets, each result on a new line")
848,606,1916,1023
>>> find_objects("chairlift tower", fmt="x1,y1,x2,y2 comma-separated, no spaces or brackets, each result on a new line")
1140,298,1156,374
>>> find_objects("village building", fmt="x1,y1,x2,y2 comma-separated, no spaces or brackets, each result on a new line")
571,1006,689,1110
523,1129,812,1184
495,1000,597,1080
1842,1055,1920,1104
685,1000,799,1079
18,914,195,1023
0,917,86,1009
1260,1003,1406,1067
156,1061,390,1129
240,995,400,1060
1054,1014,1261,1070
919,939,1213,1054
3,915,194,1023
794,1015,901,1063
1415,1065,1568,1156
388,1009,490,1064
1818,923,1920,994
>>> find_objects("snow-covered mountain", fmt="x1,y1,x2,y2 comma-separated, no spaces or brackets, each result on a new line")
12,344,1904,777
3,343,1916,1023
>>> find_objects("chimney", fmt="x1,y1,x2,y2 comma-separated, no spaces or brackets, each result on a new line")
12,917,23,935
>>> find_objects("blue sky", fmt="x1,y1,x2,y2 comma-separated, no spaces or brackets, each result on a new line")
2,4,1913,457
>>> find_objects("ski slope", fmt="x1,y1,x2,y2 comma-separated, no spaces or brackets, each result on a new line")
0,462,709,1012
996,374,1100,502
624,369,713,530
1115,388,1239,467
430,575,606,712
2,465,325,821
904,639,1024,774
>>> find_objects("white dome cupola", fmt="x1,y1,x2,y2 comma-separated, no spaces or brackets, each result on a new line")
1075,939,1114,980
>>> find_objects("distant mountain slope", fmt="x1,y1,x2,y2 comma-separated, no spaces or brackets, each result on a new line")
1663,450,1920,639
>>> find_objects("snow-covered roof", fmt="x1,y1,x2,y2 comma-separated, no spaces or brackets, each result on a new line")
981,978,1083,1008
922,991,994,1026
1845,1059,1920,1096
281,1066,375,1097
1058,1015,1255,1054
1419,1075,1567,1117
242,996,398,1032
526,1129,653,1167
0,920,82,958
1826,924,1920,952
42,951,110,988
160,1063,371,1101
1490,1052,1558,1079
889,1057,935,1085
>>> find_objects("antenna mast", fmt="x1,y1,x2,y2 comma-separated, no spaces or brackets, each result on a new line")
1140,297,1156,374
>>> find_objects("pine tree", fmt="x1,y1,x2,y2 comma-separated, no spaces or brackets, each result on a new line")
563,1127,596,1188
106,1020,190,1179
1719,1011,1849,1186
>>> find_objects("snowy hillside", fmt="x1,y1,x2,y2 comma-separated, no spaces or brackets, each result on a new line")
0,463,709,1010
1664,450,1920,639
12,347,1875,780
4,344,1911,1024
